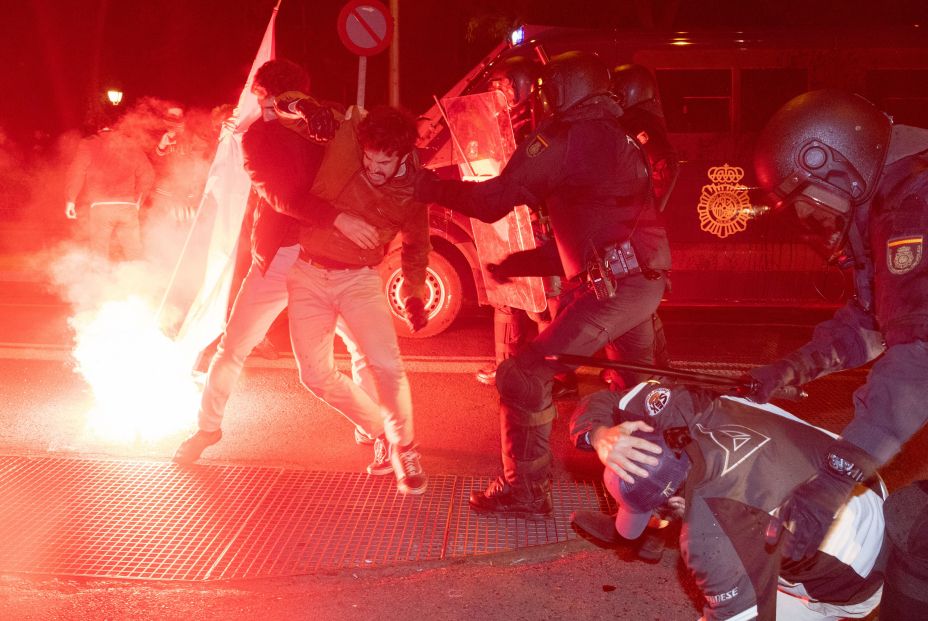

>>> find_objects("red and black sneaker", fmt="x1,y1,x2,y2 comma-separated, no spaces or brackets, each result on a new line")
392,443,427,495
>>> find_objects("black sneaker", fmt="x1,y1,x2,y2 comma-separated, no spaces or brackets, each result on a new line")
392,443,427,495
570,510,621,544
366,436,393,475
173,429,222,464
468,476,552,518
354,427,376,446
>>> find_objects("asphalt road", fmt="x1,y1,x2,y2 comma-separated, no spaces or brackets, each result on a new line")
0,280,908,620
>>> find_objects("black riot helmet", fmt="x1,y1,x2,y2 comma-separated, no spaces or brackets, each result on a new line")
486,55,540,109
485,55,542,139
537,51,611,115
754,90,892,258
611,64,658,110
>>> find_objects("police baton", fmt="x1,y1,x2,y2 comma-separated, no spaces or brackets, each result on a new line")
544,353,807,401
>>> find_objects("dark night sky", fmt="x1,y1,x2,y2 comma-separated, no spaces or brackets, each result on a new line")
3,0,928,142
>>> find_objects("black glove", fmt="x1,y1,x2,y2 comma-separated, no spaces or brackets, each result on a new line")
274,92,338,143
402,297,428,333
303,104,337,143
766,440,877,561
414,167,443,203
745,359,799,403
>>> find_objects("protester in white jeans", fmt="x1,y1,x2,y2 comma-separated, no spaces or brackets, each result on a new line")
174,58,373,464
261,104,431,495
198,244,376,435
286,260,413,448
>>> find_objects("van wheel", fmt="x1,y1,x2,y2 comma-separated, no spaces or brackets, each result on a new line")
379,249,463,339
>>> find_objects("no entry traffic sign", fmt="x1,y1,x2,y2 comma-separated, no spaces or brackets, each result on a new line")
337,0,394,57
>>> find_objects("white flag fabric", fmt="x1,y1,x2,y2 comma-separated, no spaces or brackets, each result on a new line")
167,2,280,355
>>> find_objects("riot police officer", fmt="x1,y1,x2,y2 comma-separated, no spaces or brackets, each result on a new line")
611,63,679,214
416,51,671,517
600,63,680,391
485,55,540,142
475,55,577,398
750,89,928,561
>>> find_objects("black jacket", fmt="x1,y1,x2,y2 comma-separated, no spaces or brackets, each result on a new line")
242,118,325,274
417,95,671,281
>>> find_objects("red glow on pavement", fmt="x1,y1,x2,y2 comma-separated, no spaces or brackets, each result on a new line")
70,296,201,443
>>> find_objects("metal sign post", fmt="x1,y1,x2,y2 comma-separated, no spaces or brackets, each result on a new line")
337,0,394,109
357,56,368,110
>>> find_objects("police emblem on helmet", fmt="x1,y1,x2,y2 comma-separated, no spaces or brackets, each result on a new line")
887,236,924,275
645,387,671,416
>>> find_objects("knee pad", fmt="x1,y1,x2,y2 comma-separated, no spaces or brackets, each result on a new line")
496,358,549,412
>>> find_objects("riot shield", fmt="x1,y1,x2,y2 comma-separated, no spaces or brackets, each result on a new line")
440,91,547,313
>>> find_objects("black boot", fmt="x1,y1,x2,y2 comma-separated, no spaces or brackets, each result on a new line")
469,476,552,518
570,510,621,543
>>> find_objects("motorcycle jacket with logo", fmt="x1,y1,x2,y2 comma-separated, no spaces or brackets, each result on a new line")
571,381,886,621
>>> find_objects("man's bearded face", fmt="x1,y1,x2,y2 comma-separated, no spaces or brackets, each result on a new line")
362,148,404,186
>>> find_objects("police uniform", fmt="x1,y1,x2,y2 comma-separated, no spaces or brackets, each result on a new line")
755,151,928,469
571,382,887,621
418,93,671,514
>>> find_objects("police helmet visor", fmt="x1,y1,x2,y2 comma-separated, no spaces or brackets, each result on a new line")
772,176,853,258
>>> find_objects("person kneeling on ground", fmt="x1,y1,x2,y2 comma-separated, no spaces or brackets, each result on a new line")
570,381,887,620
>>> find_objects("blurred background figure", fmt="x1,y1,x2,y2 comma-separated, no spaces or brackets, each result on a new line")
149,104,202,226
64,96,154,262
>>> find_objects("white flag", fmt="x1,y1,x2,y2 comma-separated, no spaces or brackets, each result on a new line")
166,2,280,355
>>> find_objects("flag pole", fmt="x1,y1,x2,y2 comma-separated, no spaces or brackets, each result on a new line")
156,0,281,344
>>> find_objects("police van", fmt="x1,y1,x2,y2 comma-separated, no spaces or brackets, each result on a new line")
379,23,928,337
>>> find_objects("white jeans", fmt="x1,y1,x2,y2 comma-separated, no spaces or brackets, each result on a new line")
198,245,372,432
286,259,414,446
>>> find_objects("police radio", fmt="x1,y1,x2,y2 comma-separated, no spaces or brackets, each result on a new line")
587,249,616,300
587,240,642,300
587,253,615,300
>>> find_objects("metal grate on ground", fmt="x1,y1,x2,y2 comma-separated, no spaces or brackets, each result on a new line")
0,456,611,581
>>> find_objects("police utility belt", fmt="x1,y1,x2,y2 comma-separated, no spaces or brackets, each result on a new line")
584,240,655,300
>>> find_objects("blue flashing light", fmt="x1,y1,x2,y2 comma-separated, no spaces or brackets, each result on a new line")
509,26,525,47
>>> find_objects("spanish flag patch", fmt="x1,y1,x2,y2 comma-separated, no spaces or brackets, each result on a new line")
526,134,549,158
887,235,924,275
